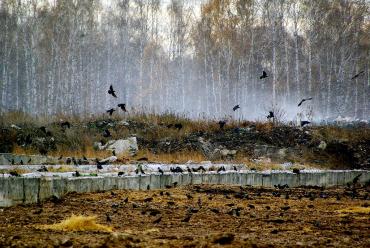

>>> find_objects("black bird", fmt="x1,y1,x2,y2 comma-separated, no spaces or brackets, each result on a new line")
353,173,362,185
83,155,88,161
106,108,115,116
218,120,227,129
112,150,116,156
10,171,20,177
153,216,162,224
260,70,268,79
351,70,364,80
61,121,71,129
158,167,164,175
106,213,112,222
217,166,226,173
11,159,15,165
39,148,48,155
37,166,48,172
108,85,117,98
118,171,124,176
97,164,103,170
28,158,32,164
293,168,300,174
66,157,71,164
118,103,127,112
174,123,183,130
20,160,23,165
267,111,274,119
298,97,313,107
103,129,111,137
39,126,47,134
198,166,206,172
58,155,63,160
300,121,311,127
233,165,238,171
187,167,192,174
182,214,192,223
25,134,32,145
72,157,78,166
233,104,240,111
74,171,81,177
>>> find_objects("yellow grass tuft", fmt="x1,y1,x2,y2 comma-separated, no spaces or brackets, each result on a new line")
336,207,370,215
40,215,113,232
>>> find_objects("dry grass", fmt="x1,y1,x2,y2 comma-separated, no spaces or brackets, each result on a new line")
336,207,370,215
0,168,31,175
134,149,206,163
40,215,113,232
12,144,111,159
312,126,370,143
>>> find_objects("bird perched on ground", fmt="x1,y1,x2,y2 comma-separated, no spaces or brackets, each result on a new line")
108,85,117,97
233,165,238,171
174,123,183,130
198,166,206,172
233,105,240,111
218,120,227,129
118,171,124,176
61,121,71,129
106,108,115,116
58,155,63,160
39,148,48,156
293,168,300,174
298,97,313,107
135,164,145,174
300,121,311,127
37,166,48,172
352,173,362,185
267,111,274,119
39,126,47,134
217,166,226,173
260,70,268,79
351,70,364,80
158,167,164,175
103,129,111,137
187,167,192,174
72,157,78,166
28,158,32,164
74,171,81,177
118,103,127,112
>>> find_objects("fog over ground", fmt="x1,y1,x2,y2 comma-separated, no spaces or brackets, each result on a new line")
0,0,369,122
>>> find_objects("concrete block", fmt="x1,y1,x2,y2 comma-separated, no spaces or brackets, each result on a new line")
103,177,118,191
39,178,54,202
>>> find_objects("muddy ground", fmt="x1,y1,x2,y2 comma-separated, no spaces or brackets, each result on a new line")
0,185,369,247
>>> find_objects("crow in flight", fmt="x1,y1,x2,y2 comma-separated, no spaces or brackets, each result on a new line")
233,104,240,111
106,108,115,116
267,111,274,119
351,71,364,80
260,70,268,79
118,103,127,112
108,85,117,97
300,121,311,127
298,97,313,107
218,120,227,129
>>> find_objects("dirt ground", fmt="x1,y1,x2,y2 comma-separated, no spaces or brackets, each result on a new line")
0,185,369,248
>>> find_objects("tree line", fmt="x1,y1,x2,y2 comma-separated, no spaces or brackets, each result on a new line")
0,0,369,120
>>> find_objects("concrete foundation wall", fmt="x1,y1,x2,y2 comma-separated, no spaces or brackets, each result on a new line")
0,170,369,207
